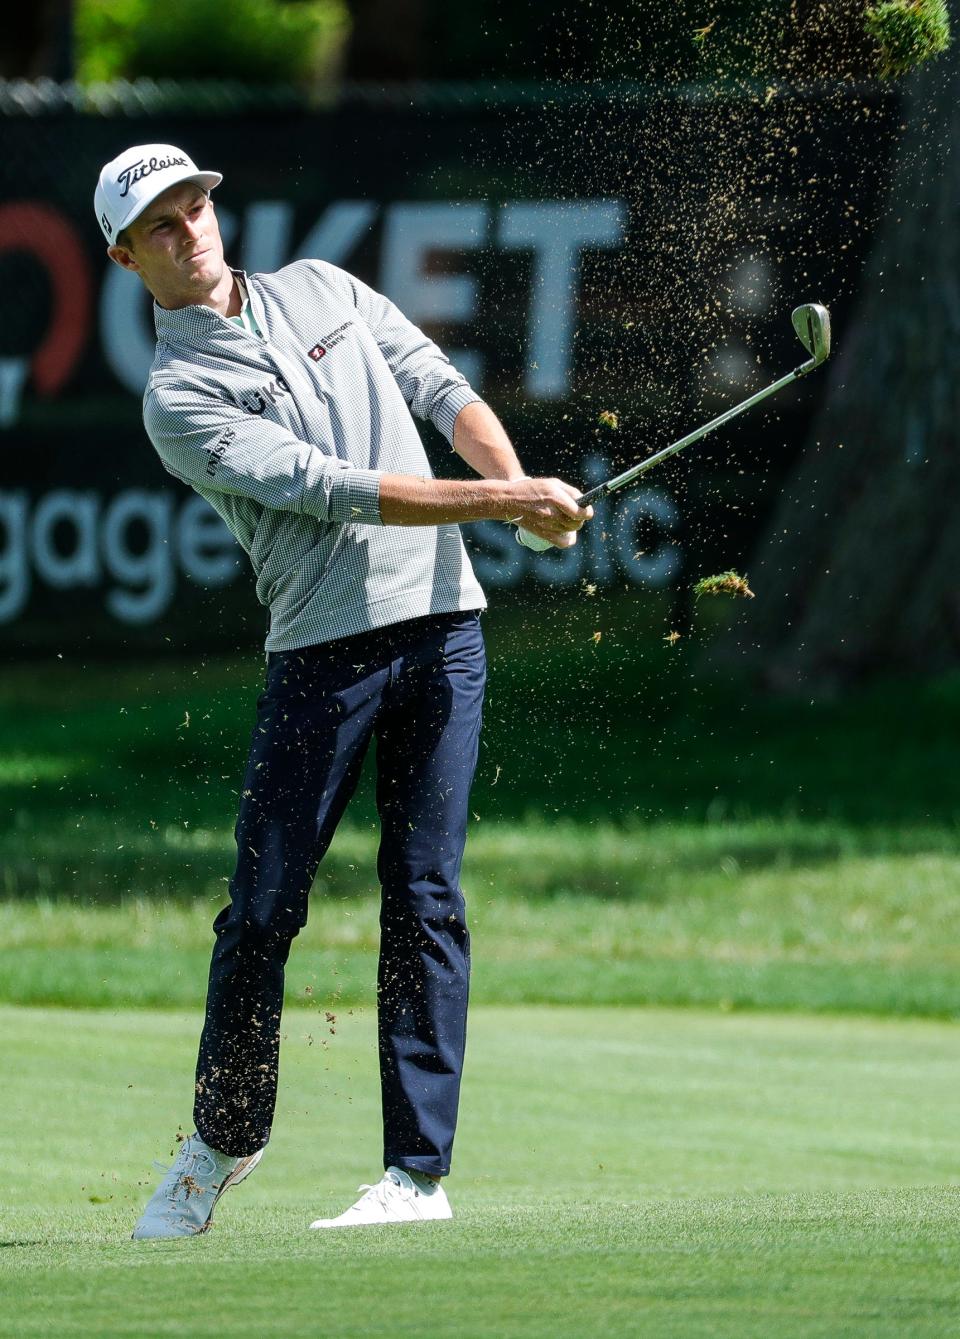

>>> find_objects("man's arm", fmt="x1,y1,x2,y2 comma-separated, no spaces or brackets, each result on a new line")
146,375,590,546
144,382,382,525
380,400,592,547
450,400,524,482
320,264,590,544
324,262,481,442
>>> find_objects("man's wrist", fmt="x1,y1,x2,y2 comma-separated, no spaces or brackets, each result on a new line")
483,477,524,521
380,473,520,526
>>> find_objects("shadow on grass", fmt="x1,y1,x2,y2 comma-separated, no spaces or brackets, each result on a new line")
4,632,960,901
3,812,959,903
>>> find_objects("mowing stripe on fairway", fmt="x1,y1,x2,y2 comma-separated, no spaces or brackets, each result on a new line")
1,1004,958,1338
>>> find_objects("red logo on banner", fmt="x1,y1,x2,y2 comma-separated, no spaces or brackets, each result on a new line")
0,202,93,396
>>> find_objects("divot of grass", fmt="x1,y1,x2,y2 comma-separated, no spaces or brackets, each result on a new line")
865,0,951,78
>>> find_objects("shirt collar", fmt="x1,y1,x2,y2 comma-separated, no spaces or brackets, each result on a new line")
153,268,267,345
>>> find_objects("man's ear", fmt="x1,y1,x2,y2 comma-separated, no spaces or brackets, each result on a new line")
107,244,139,273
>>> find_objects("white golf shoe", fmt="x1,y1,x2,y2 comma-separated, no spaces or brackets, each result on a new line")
131,1133,263,1240
309,1167,452,1229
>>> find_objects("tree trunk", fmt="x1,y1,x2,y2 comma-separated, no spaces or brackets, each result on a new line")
716,38,960,692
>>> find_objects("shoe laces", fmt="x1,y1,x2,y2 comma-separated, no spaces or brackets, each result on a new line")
153,1142,219,1200
354,1173,413,1211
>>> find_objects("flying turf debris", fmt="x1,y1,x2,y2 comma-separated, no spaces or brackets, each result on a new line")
864,0,951,77
691,19,716,46
693,571,755,601
597,410,619,431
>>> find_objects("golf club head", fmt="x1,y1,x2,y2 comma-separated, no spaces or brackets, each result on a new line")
792,303,831,367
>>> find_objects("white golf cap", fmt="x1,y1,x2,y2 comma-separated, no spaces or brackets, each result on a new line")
94,143,222,243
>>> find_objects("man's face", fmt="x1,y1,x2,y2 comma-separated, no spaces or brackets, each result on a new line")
107,182,225,307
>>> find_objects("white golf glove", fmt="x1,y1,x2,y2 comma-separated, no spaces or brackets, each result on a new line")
515,526,554,552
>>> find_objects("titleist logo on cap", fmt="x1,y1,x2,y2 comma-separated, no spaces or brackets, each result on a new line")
117,154,189,198
95,143,223,242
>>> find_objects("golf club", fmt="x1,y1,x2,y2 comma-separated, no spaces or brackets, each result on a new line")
517,302,831,550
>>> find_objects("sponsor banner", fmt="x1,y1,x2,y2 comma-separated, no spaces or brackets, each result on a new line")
0,99,895,651
0,456,680,632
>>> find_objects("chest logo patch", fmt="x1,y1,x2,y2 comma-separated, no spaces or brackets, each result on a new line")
306,320,354,363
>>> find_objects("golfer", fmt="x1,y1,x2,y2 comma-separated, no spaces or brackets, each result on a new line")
95,144,591,1238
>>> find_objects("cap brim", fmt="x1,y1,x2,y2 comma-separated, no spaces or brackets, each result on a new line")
115,168,223,236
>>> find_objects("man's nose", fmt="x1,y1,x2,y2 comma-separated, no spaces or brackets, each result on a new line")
180,214,203,241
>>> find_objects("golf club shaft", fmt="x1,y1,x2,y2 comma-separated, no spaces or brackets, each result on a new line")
578,356,816,507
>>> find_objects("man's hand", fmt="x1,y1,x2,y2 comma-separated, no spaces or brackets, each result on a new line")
503,478,593,550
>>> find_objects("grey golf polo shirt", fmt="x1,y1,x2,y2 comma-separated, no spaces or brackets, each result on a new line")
144,258,487,651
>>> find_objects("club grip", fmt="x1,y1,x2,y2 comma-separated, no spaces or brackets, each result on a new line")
577,483,607,508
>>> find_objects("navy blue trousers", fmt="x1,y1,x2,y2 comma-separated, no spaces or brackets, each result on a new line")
193,610,485,1177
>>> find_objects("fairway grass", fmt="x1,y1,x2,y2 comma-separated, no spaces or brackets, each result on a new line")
2,1004,959,1337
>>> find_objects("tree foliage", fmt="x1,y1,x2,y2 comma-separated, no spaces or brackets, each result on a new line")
74,0,950,87
345,0,881,83
75,0,349,85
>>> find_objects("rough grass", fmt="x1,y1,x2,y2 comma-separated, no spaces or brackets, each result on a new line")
2,1004,959,1338
4,598,960,911
4,604,960,1015
3,837,960,1014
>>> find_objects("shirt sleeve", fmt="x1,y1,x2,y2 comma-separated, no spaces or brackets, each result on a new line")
325,264,483,445
143,381,383,525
